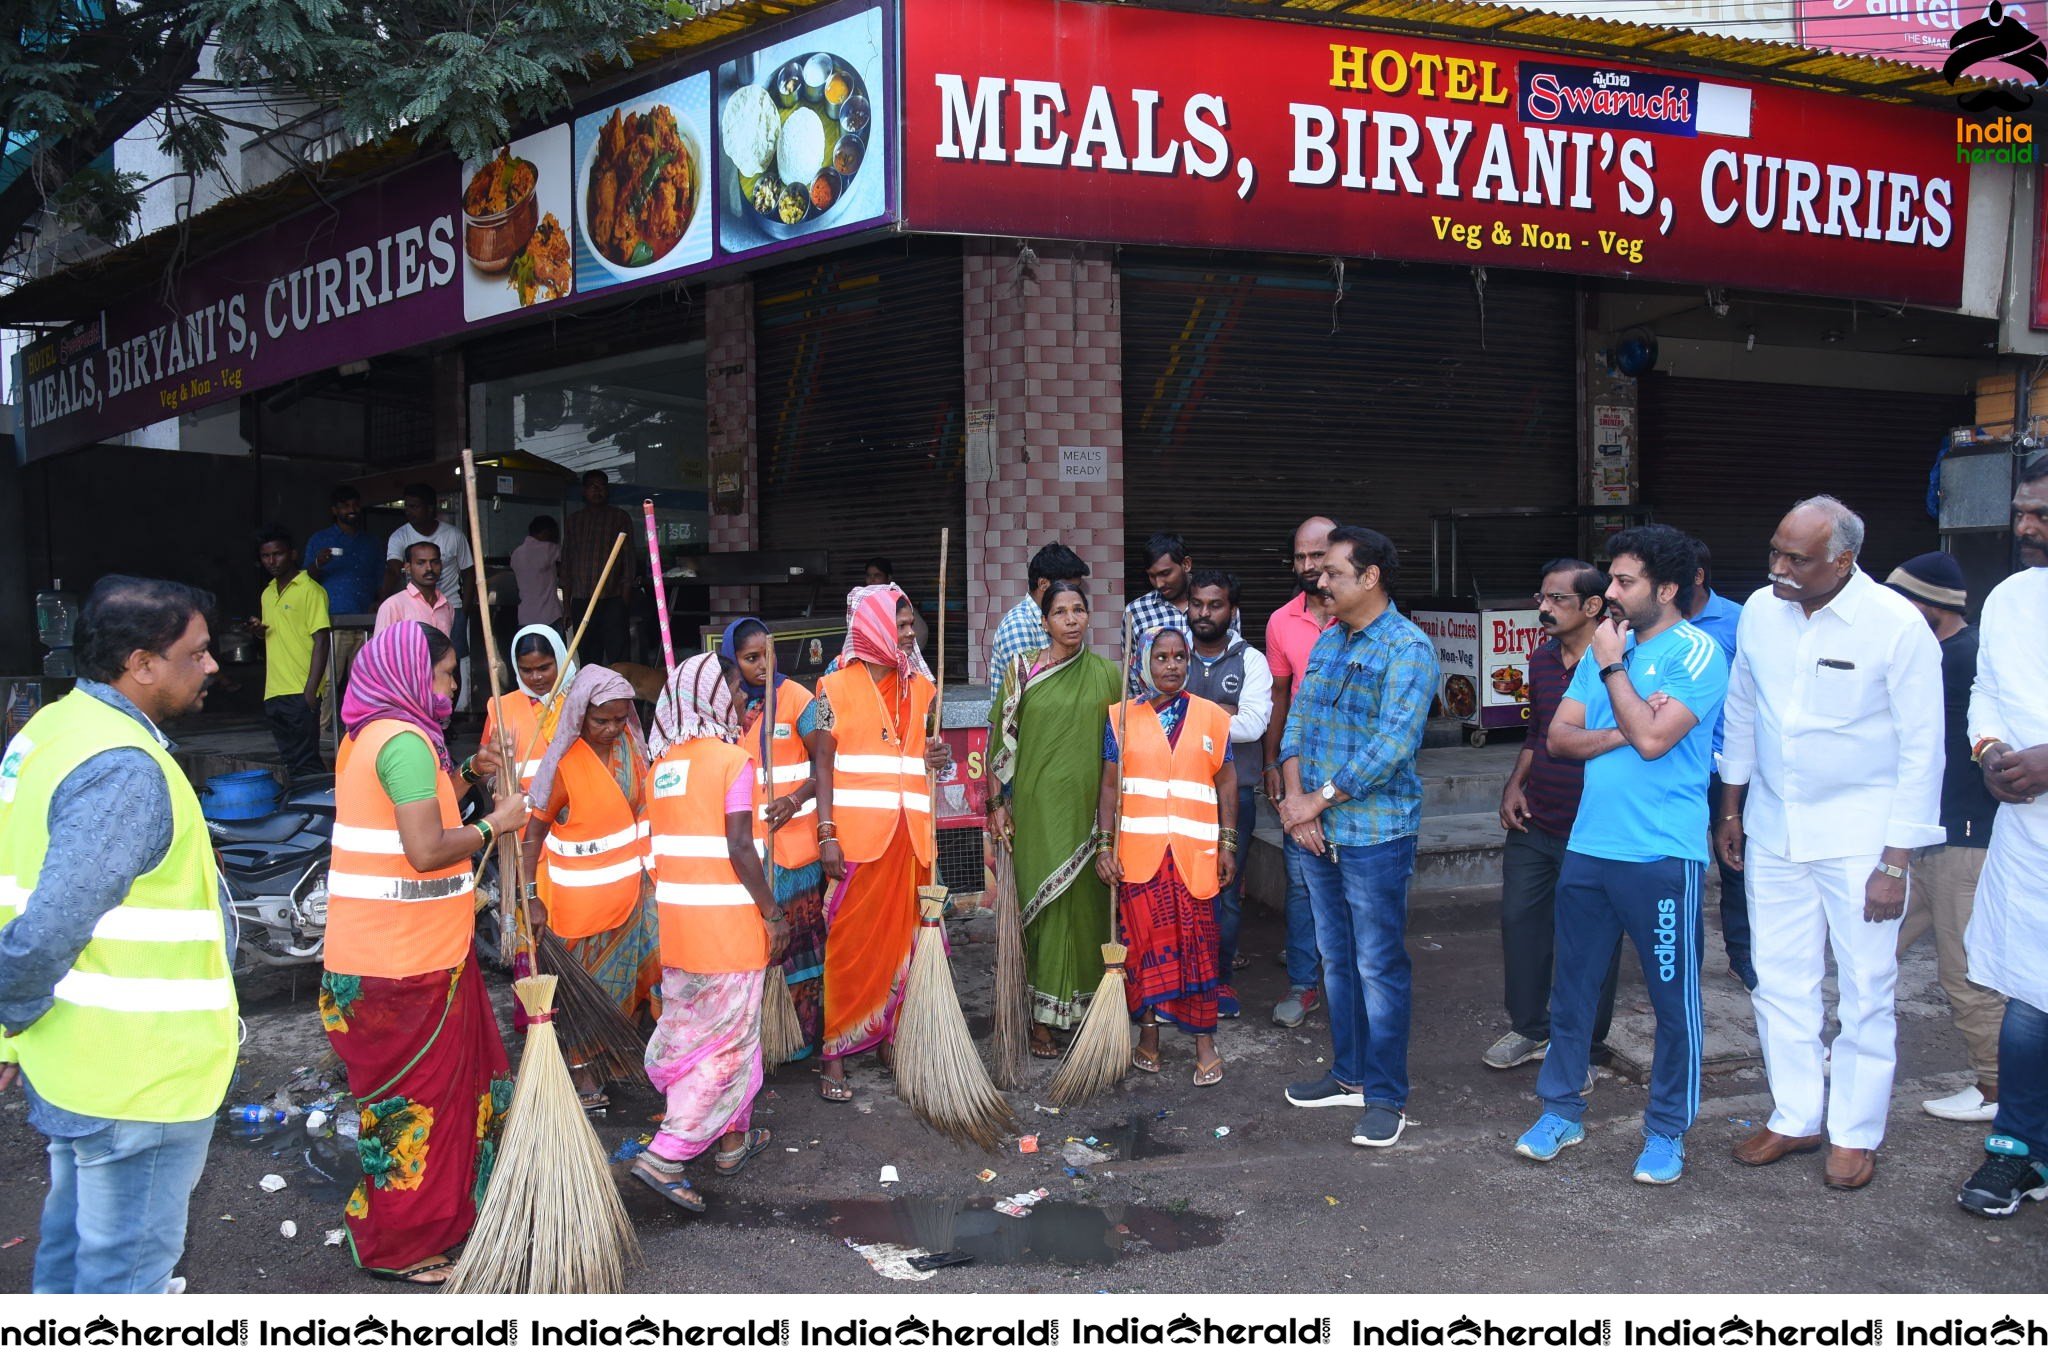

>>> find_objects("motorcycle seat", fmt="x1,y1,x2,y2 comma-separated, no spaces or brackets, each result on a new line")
209,811,311,844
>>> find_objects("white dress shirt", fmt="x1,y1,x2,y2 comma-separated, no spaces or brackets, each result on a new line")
1966,565,2048,1011
1720,568,1945,861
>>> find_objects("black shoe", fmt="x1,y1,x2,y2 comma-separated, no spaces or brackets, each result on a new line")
1959,1136,2048,1219
1285,1075,1364,1109
1351,1102,1408,1148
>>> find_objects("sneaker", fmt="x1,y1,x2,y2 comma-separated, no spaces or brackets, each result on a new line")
1351,1103,1407,1147
1272,986,1321,1028
1514,1112,1585,1162
1482,1031,1549,1070
1634,1132,1686,1185
1285,1075,1364,1108
1216,986,1242,1020
1958,1135,2048,1218
1923,1085,1998,1123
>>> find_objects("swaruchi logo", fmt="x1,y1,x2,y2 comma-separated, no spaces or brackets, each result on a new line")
1519,61,1711,136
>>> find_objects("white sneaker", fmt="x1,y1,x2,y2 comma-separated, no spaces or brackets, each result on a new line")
1923,1085,1998,1122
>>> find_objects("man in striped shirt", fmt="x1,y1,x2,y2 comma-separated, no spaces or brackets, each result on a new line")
1513,525,1728,1187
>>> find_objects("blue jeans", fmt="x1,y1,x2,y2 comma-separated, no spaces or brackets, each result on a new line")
1282,835,1325,991
1215,784,1255,985
1301,836,1417,1107
1994,996,2048,1154
1538,853,1705,1139
35,1116,216,1293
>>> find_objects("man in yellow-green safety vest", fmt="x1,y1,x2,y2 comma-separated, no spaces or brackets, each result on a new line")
0,576,237,1293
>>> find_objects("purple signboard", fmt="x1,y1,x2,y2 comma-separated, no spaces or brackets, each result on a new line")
13,0,894,463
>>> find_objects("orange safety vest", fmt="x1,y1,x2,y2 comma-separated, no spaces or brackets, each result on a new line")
819,666,934,866
1110,694,1233,899
741,677,820,868
479,690,546,791
537,738,649,939
325,720,476,977
646,737,768,972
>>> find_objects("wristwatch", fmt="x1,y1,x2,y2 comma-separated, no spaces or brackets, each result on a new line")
1876,862,1907,879
1319,781,1339,804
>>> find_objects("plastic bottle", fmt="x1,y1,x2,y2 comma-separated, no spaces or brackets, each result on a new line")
227,1104,291,1126
35,581,76,649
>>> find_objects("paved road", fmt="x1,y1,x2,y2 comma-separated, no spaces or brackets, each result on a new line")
3,885,2040,1294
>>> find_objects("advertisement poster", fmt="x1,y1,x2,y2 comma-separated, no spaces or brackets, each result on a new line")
901,0,1969,305
459,124,575,322
572,72,715,295
1480,606,1545,726
1796,0,2033,69
715,4,889,259
1410,606,1482,722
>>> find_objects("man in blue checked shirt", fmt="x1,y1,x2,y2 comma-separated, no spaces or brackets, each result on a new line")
1275,525,1437,1149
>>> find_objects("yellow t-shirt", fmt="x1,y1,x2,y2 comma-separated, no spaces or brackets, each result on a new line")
261,572,332,699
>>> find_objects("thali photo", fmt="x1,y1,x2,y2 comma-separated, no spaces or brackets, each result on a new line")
719,48,872,238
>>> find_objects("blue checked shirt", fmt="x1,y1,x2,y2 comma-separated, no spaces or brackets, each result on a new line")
1278,607,1438,847
988,597,1051,688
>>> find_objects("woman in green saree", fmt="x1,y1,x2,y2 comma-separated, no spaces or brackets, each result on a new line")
986,581,1123,1058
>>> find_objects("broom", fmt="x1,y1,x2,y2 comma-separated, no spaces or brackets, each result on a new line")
446,449,637,1296
987,835,1029,1090
893,529,1017,1149
756,638,805,1068
1046,617,1137,1107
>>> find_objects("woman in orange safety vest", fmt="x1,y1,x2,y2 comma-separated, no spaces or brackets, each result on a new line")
1096,625,1237,1088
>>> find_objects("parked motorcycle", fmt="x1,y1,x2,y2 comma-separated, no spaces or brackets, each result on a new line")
209,777,333,974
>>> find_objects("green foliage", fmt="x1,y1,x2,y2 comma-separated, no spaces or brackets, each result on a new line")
1,0,693,248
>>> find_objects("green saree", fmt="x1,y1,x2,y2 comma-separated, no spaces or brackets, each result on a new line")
989,647,1122,1029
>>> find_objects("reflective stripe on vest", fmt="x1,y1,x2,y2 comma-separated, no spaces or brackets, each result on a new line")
0,689,237,1123
742,678,821,868
818,666,936,866
325,720,476,978
646,737,768,972
1110,695,1233,899
537,738,649,939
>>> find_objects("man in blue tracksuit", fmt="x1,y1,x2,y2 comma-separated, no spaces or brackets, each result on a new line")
1512,524,1729,1185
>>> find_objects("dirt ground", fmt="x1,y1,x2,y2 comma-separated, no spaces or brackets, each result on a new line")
2,884,2042,1296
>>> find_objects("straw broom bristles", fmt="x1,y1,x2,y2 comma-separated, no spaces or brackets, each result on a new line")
533,929,649,1092
443,974,638,1294
987,840,1029,1090
1045,942,1132,1107
760,966,804,1068
895,888,1017,1150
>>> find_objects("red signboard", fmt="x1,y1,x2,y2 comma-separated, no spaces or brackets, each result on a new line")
902,0,1970,306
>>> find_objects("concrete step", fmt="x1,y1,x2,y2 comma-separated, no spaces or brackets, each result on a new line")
1415,745,1519,818
1245,808,1505,909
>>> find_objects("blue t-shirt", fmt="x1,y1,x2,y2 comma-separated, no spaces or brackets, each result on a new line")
1565,619,1729,865
1688,591,1742,765
303,525,383,616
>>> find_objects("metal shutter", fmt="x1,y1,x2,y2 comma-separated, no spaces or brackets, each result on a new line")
1638,375,1966,598
755,237,967,681
1121,252,1579,637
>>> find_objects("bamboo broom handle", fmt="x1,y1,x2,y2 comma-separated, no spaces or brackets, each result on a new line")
547,531,627,710
459,448,533,961
931,527,948,815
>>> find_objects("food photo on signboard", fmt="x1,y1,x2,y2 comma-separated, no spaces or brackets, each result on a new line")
571,69,715,293
459,123,574,321
715,2,888,257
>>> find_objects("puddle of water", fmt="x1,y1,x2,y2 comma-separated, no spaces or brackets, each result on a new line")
1094,1112,1182,1161
227,1122,358,1202
677,1195,1224,1267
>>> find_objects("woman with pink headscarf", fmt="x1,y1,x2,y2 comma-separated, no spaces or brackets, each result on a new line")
515,664,659,1109
812,586,951,1102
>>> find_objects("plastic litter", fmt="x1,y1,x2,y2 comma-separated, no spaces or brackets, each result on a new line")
976,1169,997,1183
879,1165,899,1184
609,1136,649,1163
1324,1195,1339,1206
994,1187,1050,1217
1,1236,25,1250
324,1229,346,1247
1061,1140,1111,1166
279,1221,297,1239
228,1105,291,1126
304,1110,329,1133
845,1238,935,1281
1018,1135,1039,1154
334,1111,361,1141
1213,1126,1231,1139
1032,1102,1061,1114
258,1174,287,1193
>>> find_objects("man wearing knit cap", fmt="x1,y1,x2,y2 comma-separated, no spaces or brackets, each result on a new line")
1886,552,2003,1123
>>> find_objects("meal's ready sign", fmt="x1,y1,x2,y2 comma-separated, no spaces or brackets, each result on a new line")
13,0,894,463
901,0,1967,305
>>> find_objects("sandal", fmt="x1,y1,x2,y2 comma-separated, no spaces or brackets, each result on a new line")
1232,952,1252,971
1132,1048,1163,1075
1030,1027,1061,1060
578,1089,610,1113
630,1155,706,1213
369,1257,457,1285
1193,1057,1225,1088
818,1074,854,1103
713,1127,773,1176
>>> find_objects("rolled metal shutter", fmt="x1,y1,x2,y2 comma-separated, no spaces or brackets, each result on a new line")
1121,252,1579,640
755,237,967,681
1638,375,1965,598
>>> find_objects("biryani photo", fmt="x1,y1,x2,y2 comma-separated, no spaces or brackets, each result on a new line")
586,104,696,269
1443,675,1478,719
510,213,571,307
461,148,539,275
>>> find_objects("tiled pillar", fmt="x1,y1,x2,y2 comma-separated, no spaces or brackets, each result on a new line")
706,279,758,617
963,240,1126,677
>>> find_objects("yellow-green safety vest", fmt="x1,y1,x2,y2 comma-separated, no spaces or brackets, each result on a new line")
0,689,237,1122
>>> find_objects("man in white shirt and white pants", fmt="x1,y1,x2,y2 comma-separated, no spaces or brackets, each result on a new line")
1717,495,1944,1192
1957,457,2048,1218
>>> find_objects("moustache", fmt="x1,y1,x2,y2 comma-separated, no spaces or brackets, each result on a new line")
2020,536,2048,552
1768,573,1802,590
1538,612,1558,628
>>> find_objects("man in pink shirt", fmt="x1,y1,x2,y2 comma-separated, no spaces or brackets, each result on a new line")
1261,515,1336,1028
374,541,456,637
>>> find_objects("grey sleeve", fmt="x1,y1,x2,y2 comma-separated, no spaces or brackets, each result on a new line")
0,749,174,1034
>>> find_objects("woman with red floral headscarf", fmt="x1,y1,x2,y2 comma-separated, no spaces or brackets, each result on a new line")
813,587,951,1102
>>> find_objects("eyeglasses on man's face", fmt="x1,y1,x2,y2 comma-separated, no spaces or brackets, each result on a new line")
1532,591,1583,607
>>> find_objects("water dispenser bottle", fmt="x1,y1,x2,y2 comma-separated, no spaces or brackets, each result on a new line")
36,581,77,678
